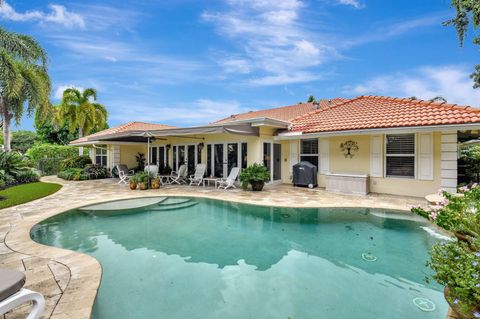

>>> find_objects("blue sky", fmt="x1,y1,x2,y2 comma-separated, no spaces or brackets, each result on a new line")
1,0,479,130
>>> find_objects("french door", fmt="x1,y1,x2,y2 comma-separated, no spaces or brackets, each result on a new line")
149,146,168,168
206,142,247,178
172,144,199,174
263,142,282,182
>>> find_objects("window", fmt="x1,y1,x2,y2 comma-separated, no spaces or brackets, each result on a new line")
300,139,318,168
385,134,415,178
95,147,107,167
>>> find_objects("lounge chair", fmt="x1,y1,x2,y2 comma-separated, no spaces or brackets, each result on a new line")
144,165,159,177
189,164,206,186
116,164,134,184
216,167,240,189
0,268,45,319
170,164,188,185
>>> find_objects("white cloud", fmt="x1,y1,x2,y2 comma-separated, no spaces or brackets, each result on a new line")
54,85,85,100
337,0,365,9
0,1,85,29
344,65,480,107
222,59,252,74
202,0,332,85
109,99,247,125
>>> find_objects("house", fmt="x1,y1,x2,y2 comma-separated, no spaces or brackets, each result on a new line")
70,96,480,197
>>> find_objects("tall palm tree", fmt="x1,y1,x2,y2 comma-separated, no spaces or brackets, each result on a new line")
0,27,51,151
57,88,108,155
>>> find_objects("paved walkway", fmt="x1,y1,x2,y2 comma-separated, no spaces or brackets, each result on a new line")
1,176,429,319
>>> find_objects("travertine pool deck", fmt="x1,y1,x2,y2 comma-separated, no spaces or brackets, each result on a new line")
1,176,430,319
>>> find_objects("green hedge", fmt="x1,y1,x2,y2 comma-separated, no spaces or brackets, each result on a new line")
60,156,92,170
26,143,81,175
57,168,89,181
26,143,79,160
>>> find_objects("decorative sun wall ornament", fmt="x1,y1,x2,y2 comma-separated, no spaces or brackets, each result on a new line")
340,140,359,158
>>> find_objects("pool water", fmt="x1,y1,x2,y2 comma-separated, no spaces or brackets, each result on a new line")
31,197,448,319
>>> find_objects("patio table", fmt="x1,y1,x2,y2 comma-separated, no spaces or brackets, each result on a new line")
203,177,218,187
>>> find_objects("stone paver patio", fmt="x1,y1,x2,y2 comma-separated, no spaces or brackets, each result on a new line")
1,176,434,319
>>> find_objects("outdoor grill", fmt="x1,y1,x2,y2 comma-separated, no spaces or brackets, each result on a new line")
292,161,318,188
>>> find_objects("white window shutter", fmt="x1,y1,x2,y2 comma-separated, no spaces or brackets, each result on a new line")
370,135,383,177
319,138,329,174
418,133,434,180
289,140,299,173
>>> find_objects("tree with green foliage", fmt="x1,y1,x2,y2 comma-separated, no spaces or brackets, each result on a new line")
0,130,38,153
56,88,108,154
461,145,480,183
34,110,78,145
0,27,51,152
444,0,480,88
307,95,316,103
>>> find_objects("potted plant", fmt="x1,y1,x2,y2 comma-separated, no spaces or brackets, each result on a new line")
135,172,149,190
151,177,161,189
129,175,137,190
411,184,480,319
239,163,270,191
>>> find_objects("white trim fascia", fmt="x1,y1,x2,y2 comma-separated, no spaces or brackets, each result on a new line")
274,123,480,140
70,141,148,146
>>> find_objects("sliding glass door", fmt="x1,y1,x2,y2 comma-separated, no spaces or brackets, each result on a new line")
172,144,200,173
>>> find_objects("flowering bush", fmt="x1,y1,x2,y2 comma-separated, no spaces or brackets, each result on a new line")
411,184,480,317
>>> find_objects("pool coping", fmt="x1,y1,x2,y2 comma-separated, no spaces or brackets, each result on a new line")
2,176,442,319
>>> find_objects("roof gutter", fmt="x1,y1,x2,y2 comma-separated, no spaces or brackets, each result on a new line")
274,123,480,140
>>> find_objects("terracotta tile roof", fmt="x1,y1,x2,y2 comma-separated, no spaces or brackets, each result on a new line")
70,122,176,145
291,96,480,133
213,98,348,124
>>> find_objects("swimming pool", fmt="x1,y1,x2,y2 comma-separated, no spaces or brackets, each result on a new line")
31,197,448,319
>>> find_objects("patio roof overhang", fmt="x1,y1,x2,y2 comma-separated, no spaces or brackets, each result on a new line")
75,118,290,145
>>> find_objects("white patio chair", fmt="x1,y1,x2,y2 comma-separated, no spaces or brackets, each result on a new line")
144,164,159,177
189,164,206,186
0,269,45,319
216,167,240,190
116,164,134,184
170,164,188,185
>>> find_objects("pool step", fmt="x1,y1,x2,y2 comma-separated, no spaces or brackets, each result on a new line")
150,200,199,211
156,198,192,206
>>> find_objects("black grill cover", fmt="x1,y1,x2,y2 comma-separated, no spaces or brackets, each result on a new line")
292,161,318,187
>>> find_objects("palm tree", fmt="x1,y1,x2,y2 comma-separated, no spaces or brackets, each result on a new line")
0,27,51,151
57,88,108,155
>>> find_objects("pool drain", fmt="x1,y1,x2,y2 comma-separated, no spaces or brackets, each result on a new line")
361,252,377,262
412,297,436,312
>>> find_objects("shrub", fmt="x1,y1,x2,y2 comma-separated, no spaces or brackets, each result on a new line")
0,151,29,178
60,156,92,170
15,170,40,184
239,163,270,190
57,168,89,181
83,164,109,179
461,145,480,183
411,185,480,317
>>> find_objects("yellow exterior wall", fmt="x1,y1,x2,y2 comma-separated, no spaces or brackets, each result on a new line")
120,144,148,168
329,135,371,174
313,133,442,197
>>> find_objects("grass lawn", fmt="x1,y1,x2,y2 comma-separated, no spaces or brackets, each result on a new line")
0,182,62,209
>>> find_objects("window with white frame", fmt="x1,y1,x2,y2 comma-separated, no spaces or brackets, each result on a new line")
385,134,415,178
95,147,107,167
300,139,319,168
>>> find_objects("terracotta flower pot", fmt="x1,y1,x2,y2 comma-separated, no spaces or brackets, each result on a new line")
129,181,137,190
151,179,160,189
250,181,265,191
138,182,148,190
